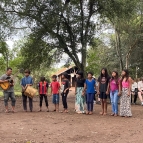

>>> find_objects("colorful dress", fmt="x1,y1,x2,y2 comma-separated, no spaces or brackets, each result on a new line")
120,80,132,117
75,78,85,113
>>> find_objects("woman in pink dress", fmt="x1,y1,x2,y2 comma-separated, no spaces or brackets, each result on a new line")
120,69,132,117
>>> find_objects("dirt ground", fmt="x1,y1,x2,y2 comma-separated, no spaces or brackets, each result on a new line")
0,89,143,143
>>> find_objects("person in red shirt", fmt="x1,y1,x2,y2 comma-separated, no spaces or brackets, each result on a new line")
38,77,49,112
51,75,60,112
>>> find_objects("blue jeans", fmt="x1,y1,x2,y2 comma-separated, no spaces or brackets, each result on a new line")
110,90,119,114
86,93,94,111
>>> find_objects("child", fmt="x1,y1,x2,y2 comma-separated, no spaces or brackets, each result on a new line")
61,72,70,113
109,71,121,116
120,69,132,117
97,68,110,115
50,75,60,112
83,72,96,115
38,77,49,112
131,78,138,105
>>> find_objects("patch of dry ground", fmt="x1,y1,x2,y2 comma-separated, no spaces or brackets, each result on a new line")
0,90,143,143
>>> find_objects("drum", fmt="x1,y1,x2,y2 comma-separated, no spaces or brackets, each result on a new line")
24,85,38,98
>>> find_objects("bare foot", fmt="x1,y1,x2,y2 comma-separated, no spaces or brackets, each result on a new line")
89,112,93,115
11,110,15,113
86,111,89,115
103,113,107,116
111,113,114,116
99,112,103,115
64,110,68,113
5,110,9,113
114,114,118,117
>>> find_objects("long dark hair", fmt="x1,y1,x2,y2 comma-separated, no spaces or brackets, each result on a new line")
111,71,119,84
62,72,69,79
100,68,109,79
121,69,129,82
77,71,84,79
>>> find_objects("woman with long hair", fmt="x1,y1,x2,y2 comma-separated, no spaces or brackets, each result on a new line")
75,71,86,114
109,71,121,116
120,69,132,117
97,68,110,115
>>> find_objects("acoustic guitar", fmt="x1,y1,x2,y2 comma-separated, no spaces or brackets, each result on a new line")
0,70,19,90
0,76,14,90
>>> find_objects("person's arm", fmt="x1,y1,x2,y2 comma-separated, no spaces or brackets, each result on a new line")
82,83,87,96
46,82,49,95
138,82,142,92
94,80,97,91
97,77,100,94
106,83,109,95
128,77,132,96
20,78,25,91
106,77,110,95
75,82,77,95
64,80,70,93
58,83,60,94
118,79,121,95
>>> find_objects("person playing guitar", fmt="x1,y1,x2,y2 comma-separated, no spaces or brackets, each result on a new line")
0,67,16,113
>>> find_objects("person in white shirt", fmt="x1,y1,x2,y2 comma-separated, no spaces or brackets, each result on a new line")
131,79,138,104
138,77,143,106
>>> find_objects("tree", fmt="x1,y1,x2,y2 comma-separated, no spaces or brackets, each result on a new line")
1,0,138,75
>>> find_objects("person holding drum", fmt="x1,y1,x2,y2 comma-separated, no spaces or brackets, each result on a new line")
21,69,33,112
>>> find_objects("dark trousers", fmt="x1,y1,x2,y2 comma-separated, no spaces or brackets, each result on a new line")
131,92,138,104
62,94,68,109
40,94,48,107
22,93,33,111
86,93,94,111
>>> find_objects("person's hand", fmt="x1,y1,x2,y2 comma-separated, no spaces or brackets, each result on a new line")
97,91,100,95
127,92,130,96
82,92,85,96
118,92,121,96
46,93,48,96
141,91,143,95
64,90,66,94
106,91,109,95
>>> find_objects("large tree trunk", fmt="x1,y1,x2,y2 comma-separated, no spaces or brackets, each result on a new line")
115,27,124,71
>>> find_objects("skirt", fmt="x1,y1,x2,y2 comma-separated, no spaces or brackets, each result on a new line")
75,87,85,113
120,88,132,117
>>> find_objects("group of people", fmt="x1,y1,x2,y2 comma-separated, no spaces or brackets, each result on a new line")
0,67,143,118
